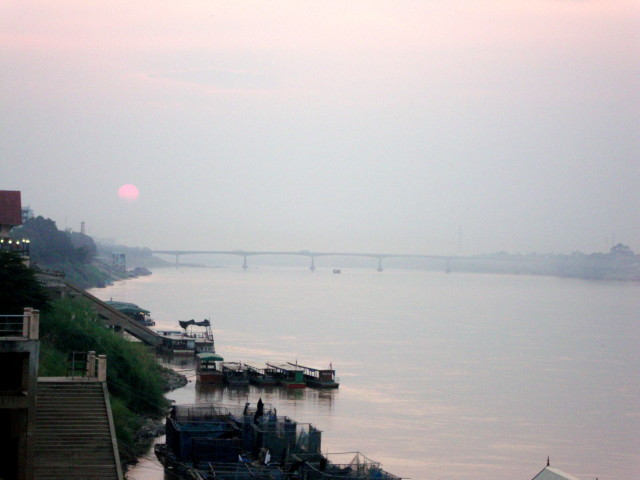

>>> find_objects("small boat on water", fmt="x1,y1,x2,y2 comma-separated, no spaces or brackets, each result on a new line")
287,361,340,388
196,352,225,384
220,361,250,386
266,362,306,389
244,362,278,386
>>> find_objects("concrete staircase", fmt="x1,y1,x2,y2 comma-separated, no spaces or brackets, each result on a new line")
34,380,122,480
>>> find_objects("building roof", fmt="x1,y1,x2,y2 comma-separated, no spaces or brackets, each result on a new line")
532,466,582,480
0,190,22,227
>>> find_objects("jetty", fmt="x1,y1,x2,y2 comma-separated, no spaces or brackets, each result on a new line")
51,281,162,346
155,402,402,479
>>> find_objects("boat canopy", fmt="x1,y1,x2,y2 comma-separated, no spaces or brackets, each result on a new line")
287,362,333,373
106,301,150,315
179,319,211,329
196,352,224,362
267,363,305,373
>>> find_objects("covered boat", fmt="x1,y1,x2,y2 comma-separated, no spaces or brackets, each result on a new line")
105,300,155,326
156,330,196,354
179,318,215,353
266,363,306,389
220,362,250,386
287,361,340,388
196,352,225,384
244,362,278,386
157,318,215,354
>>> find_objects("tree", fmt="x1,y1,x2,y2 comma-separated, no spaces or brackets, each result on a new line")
68,231,97,264
610,243,634,257
0,250,50,314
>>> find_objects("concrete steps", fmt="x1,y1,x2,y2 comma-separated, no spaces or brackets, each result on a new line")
34,381,121,480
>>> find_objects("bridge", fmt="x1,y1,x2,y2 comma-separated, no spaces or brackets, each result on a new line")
151,249,468,272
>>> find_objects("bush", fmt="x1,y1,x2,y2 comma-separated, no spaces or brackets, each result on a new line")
0,250,50,314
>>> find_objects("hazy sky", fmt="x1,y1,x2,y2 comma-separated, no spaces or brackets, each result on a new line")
2,1,638,255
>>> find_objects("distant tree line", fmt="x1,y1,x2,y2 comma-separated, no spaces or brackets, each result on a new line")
11,216,97,266
10,216,112,288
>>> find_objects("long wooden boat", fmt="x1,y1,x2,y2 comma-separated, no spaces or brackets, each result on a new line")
287,362,340,389
196,352,225,384
244,362,278,386
156,319,215,355
220,362,250,386
156,330,196,354
266,363,306,389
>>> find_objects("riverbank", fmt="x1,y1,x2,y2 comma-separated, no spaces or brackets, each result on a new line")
123,366,188,471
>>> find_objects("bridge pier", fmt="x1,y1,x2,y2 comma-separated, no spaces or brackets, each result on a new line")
309,256,316,272
377,257,383,272
242,255,248,271
175,254,180,268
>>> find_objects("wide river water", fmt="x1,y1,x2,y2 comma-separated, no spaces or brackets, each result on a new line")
89,266,640,480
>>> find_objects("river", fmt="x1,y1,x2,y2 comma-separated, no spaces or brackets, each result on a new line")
89,266,640,480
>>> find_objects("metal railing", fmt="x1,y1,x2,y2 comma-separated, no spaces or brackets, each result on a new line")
67,350,108,381
0,308,39,339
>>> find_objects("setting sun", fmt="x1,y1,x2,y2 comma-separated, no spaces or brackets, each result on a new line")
117,184,139,202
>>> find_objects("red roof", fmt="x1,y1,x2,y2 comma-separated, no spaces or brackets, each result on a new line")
0,190,22,227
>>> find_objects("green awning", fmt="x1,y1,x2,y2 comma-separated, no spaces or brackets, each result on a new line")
196,352,224,361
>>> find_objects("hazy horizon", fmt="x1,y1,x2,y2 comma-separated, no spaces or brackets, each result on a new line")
2,1,638,256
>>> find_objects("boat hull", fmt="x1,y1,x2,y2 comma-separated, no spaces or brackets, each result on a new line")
197,371,225,384
306,379,340,389
278,380,306,389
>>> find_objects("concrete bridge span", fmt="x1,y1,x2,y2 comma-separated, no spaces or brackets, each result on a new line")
152,249,460,272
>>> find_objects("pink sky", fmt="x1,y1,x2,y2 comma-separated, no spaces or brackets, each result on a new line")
1,1,639,254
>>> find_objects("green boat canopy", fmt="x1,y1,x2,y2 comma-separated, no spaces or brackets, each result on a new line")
196,352,224,361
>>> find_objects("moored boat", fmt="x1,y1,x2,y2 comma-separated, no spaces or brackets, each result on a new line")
156,318,216,355
156,329,196,354
105,300,156,326
220,361,250,386
287,361,340,388
244,362,278,386
196,352,225,384
266,362,306,388
179,319,215,353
